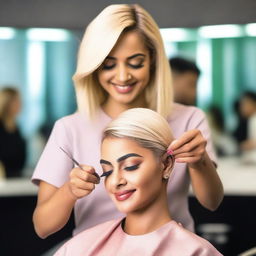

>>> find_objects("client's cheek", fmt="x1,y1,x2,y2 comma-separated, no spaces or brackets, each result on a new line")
104,181,112,194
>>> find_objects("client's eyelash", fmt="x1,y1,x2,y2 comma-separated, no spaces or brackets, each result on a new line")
124,163,140,171
100,170,113,178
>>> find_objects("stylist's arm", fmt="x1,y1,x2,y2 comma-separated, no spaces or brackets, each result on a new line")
32,165,99,238
168,129,224,211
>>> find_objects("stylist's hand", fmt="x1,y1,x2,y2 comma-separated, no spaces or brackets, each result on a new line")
68,165,100,199
168,129,207,168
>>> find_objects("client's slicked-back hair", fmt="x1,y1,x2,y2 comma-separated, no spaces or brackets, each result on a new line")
103,108,174,157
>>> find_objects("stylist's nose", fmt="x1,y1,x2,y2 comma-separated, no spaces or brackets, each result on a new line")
116,64,130,82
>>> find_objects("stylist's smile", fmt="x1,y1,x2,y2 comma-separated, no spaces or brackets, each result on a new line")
111,82,137,94
114,189,136,201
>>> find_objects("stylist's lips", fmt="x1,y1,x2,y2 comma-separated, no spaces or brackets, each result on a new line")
114,189,136,201
112,82,136,94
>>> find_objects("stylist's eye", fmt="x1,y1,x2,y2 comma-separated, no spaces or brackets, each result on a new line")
100,170,113,177
101,59,116,70
128,63,144,69
102,64,115,70
124,163,140,171
128,58,145,69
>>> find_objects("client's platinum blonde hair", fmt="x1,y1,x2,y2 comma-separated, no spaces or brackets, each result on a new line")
73,4,173,119
103,108,174,157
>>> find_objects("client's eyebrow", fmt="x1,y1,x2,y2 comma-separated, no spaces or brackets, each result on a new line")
117,153,142,162
100,159,111,165
100,153,142,166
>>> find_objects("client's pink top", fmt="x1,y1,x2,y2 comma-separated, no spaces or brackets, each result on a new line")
54,218,222,256
32,103,217,235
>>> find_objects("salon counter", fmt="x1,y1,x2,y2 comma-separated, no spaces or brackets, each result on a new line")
216,156,256,196
0,177,37,196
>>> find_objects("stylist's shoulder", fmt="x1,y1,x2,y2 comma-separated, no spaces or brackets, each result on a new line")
171,102,204,121
53,112,83,143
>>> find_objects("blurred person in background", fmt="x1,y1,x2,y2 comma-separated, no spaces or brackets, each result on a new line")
0,87,27,178
169,57,200,106
232,99,248,147
206,105,237,157
239,91,256,163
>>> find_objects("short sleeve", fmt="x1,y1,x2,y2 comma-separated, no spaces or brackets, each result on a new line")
31,118,73,187
187,107,217,165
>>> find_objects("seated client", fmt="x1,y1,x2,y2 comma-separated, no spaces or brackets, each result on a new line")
55,108,222,256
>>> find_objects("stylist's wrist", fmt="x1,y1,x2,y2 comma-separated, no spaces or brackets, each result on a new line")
188,152,213,171
64,182,78,202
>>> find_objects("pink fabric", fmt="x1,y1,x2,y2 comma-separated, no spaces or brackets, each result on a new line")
31,103,217,235
54,218,222,256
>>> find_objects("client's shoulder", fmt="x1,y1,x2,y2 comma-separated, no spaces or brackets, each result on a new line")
54,219,122,255
61,219,122,246
170,221,223,255
72,218,122,241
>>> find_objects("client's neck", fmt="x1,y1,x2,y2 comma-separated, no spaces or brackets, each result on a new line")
124,188,172,235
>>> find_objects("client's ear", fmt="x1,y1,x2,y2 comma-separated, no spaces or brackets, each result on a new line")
161,154,174,180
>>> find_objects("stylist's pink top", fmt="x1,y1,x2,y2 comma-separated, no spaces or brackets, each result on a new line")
54,218,222,256
32,103,217,235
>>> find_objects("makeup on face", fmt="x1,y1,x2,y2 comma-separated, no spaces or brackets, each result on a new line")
101,137,168,214
100,153,143,178
100,153,143,202
114,189,136,201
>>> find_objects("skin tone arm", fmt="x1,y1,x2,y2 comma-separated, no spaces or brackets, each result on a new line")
169,129,224,211
33,166,99,238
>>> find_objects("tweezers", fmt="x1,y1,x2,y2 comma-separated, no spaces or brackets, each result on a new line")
59,146,100,179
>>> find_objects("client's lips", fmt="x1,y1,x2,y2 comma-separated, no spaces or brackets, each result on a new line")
114,189,136,201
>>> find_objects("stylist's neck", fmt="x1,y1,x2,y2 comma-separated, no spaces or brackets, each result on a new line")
102,96,147,119
124,191,171,235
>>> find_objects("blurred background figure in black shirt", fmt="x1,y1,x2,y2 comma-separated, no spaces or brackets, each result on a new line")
0,87,26,178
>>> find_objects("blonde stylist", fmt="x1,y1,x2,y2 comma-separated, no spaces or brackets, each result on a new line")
32,4,223,240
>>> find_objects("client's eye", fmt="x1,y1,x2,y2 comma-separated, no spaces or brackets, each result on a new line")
124,163,140,171
100,170,113,178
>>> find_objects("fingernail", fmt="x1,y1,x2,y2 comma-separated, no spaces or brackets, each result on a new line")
94,172,100,179
167,149,174,155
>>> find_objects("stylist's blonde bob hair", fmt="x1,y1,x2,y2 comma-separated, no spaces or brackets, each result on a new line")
73,4,173,119
103,108,174,158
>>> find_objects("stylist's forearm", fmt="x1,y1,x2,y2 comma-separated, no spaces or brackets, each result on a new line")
188,153,224,211
33,182,76,239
